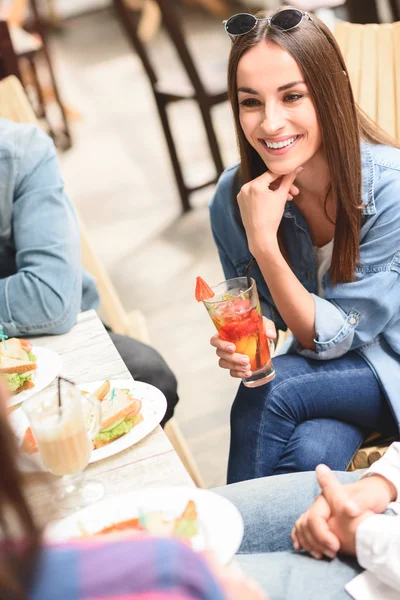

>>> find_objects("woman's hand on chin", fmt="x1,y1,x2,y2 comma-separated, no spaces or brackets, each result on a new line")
237,167,302,256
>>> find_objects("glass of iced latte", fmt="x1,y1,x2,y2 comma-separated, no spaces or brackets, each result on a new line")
23,377,104,511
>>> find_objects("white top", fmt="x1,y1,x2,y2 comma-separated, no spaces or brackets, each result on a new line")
314,239,334,298
345,442,400,599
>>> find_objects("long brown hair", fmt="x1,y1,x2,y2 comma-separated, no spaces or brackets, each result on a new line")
227,9,400,284
0,384,41,599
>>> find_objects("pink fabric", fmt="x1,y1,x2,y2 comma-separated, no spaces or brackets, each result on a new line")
87,595,200,600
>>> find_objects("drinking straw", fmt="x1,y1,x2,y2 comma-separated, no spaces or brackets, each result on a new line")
0,326,8,350
57,376,62,417
57,376,76,417
245,258,255,290
110,388,116,407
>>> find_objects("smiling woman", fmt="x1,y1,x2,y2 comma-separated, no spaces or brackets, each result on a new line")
208,8,400,484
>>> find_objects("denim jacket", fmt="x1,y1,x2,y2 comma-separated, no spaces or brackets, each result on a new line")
0,119,99,337
210,142,400,428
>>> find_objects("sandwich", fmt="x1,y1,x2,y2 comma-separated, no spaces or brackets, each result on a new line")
0,338,37,394
20,380,143,455
93,385,143,449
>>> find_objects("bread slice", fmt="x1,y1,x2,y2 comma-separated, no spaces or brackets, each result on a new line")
0,356,37,374
12,379,35,395
92,388,143,450
94,380,111,401
0,338,27,361
99,389,142,431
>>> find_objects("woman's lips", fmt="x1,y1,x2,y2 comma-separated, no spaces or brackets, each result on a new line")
260,135,302,156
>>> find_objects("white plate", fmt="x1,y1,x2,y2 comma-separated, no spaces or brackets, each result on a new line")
11,379,167,472
8,346,62,408
45,487,244,565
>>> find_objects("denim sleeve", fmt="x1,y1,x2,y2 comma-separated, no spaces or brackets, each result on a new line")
297,259,400,360
0,127,82,336
297,175,400,360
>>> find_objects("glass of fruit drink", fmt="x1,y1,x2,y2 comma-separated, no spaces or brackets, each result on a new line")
202,277,275,387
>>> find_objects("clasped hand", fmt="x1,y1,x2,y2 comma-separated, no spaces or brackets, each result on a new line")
292,465,396,560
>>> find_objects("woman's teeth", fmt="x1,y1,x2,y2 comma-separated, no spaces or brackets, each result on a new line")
263,136,299,149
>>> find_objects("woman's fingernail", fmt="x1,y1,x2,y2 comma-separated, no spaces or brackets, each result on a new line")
295,166,303,174
311,552,321,560
266,328,276,337
227,345,236,353
241,357,250,366
324,551,335,559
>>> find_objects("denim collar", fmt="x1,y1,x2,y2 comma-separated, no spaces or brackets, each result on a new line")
283,142,375,218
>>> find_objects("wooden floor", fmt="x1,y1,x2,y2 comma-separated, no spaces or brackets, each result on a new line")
53,6,239,487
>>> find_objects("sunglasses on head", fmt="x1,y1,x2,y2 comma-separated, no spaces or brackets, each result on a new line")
223,8,312,41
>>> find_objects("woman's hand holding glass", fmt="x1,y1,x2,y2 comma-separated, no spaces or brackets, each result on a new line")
211,316,276,379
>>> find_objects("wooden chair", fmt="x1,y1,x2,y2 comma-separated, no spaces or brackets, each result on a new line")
334,20,400,138
112,0,228,212
125,0,162,41
0,20,22,80
130,0,231,41
181,0,230,18
0,1,71,149
334,20,400,468
345,0,400,24
0,74,205,488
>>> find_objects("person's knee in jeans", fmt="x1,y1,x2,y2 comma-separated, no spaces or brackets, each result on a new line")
273,420,366,476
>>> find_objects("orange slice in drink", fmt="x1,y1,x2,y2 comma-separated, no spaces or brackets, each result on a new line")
195,277,215,302
236,335,257,365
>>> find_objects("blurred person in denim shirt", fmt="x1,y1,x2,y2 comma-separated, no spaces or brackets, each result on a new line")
0,119,178,425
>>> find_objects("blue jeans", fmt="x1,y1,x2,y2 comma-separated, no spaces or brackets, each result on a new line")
228,351,397,483
215,470,363,600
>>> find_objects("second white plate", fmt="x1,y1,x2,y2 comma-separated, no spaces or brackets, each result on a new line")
45,486,244,565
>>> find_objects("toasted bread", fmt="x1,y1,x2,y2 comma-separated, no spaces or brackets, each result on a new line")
99,389,142,431
11,379,35,395
94,380,111,401
0,338,27,361
0,356,37,374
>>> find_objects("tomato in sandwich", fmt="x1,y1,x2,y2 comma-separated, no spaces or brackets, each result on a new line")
20,339,33,353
